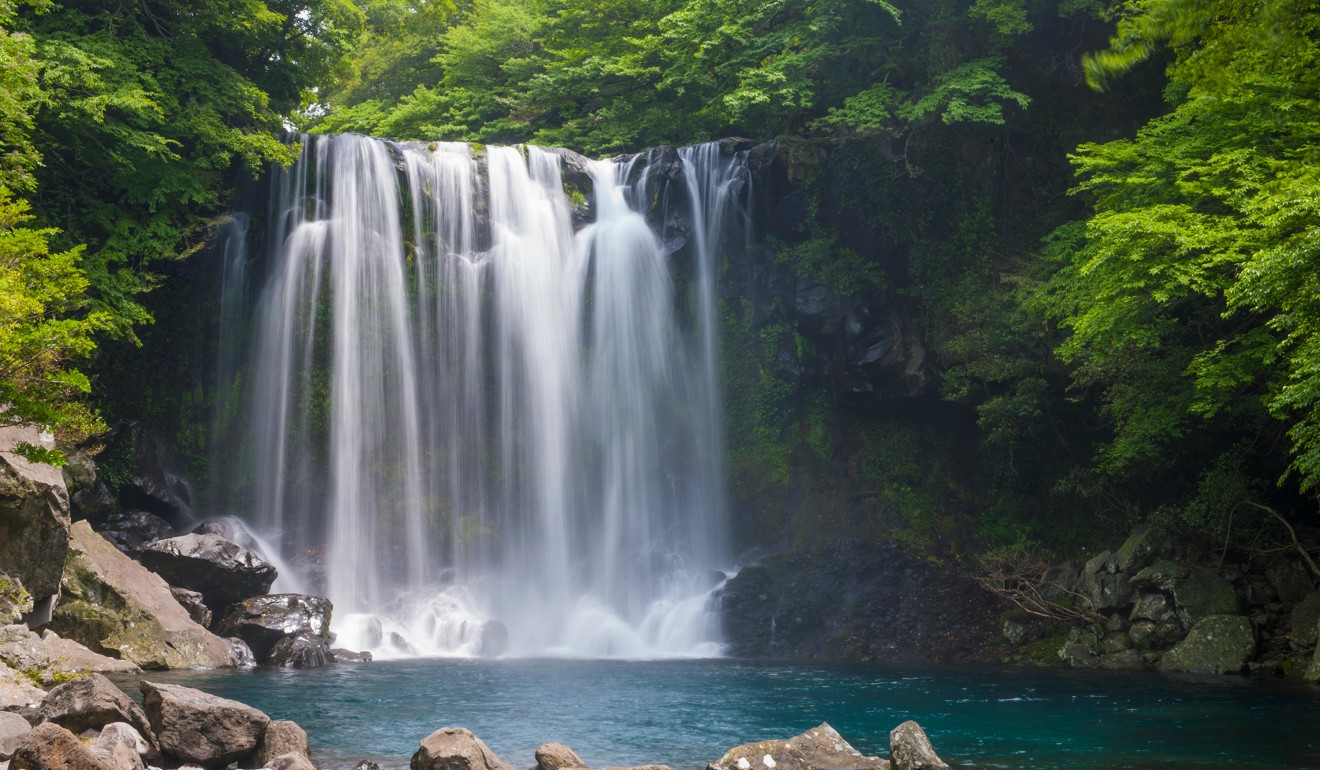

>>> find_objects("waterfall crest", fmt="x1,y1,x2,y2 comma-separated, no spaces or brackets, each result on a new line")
212,134,750,658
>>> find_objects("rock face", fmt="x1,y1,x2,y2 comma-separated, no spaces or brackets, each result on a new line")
0,623,51,677
411,727,517,770
52,521,234,669
140,533,277,617
93,510,176,559
9,721,113,770
95,422,192,526
535,743,588,770
141,680,271,767
707,723,890,770
39,673,155,740
888,721,948,770
41,630,140,675
1159,615,1256,675
1288,590,1320,649
0,424,72,622
718,541,997,662
171,586,213,628
216,594,332,667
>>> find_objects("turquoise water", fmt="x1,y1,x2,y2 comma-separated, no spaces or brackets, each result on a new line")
118,660,1320,770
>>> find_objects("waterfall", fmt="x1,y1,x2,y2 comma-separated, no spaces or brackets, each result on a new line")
213,134,749,658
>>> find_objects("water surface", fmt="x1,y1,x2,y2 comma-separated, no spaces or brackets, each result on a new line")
119,659,1320,770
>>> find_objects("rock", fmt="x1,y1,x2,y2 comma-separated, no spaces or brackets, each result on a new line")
1098,649,1144,670
91,723,149,770
1158,615,1256,675
412,728,516,770
1113,527,1164,574
1079,551,1131,612
40,631,140,675
39,673,154,741
8,721,112,770
1100,633,1132,654
95,423,191,526
1169,568,1239,625
0,625,50,678
329,648,372,663
1265,558,1314,606
707,722,889,770
0,573,32,627
269,753,318,770
215,595,332,666
1305,621,1320,683
170,588,212,629
535,743,587,770
1057,640,1098,669
140,534,277,618
1039,561,1080,603
52,521,233,669
600,766,670,770
1288,590,1320,649
1130,561,1188,592
252,720,309,767
227,637,257,668
351,761,381,770
140,681,269,767
1127,619,1184,651
0,424,72,623
1000,619,1030,646
1129,592,1174,623
0,712,32,760
1245,579,1276,606
0,660,46,710
888,721,948,770
93,511,176,560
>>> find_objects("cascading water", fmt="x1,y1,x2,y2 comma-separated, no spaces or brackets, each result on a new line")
212,134,750,658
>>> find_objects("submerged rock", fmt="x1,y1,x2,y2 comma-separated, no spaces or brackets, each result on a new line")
888,721,948,770
1158,615,1256,675
216,594,332,668
411,727,516,770
330,648,372,663
140,534,277,618
707,722,890,770
141,680,270,767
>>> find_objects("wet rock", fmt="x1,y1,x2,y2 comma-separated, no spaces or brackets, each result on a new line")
888,721,948,770
40,631,140,675
0,712,32,760
330,648,372,663
1098,649,1144,670
170,587,212,628
1288,590,1320,649
216,594,332,667
1265,558,1314,606
707,722,890,770
535,742,587,770
0,425,72,621
140,534,277,618
1057,640,1099,669
9,721,111,770
226,637,258,668
411,727,516,770
91,723,149,770
352,761,381,770
251,720,309,768
1158,615,1256,675
93,511,176,560
39,673,154,741
140,680,270,767
95,423,191,526
52,521,233,669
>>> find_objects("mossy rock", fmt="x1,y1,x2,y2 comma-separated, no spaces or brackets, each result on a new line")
1171,568,1239,625
1158,615,1255,675
1289,590,1320,649
0,572,33,625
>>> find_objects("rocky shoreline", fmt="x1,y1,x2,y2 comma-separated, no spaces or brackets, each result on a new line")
0,671,951,770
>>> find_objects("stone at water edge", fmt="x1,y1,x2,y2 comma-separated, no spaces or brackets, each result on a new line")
412,727,517,770
38,673,155,742
268,752,319,770
9,721,113,770
0,711,32,760
1158,615,1256,675
330,648,373,662
250,719,310,768
888,721,949,770
1288,590,1320,650
535,742,588,770
91,723,150,770
707,722,890,770
140,533,278,619
140,680,270,767
215,594,332,664
1304,617,1320,683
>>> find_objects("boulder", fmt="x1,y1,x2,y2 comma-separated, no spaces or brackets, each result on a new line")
215,595,332,666
0,660,46,710
8,721,112,770
94,423,191,526
1129,592,1174,623
0,625,51,678
140,534,277,617
0,711,32,760
1098,649,1145,670
1130,561,1188,592
171,587,213,628
1305,619,1320,683
411,727,516,770
93,511,176,560
1288,590,1320,649
1128,619,1184,651
1265,558,1314,606
52,521,233,669
1079,551,1132,612
40,631,140,675
535,743,587,770
330,648,372,663
140,681,270,767
251,720,310,768
707,723,890,770
269,752,318,770
0,572,33,627
1169,568,1239,625
1158,615,1256,675
1112,527,1164,574
91,723,149,770
600,766,670,770
39,673,154,741
0,424,72,622
888,721,948,770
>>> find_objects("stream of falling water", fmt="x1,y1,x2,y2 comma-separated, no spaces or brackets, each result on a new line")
212,135,750,658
